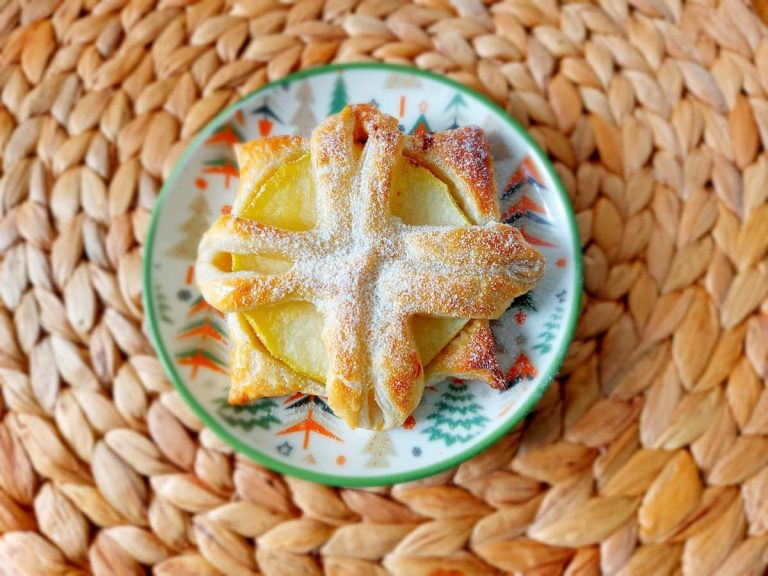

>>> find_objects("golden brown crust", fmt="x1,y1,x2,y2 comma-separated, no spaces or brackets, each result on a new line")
404,223,545,274
372,316,425,428
197,215,315,312
404,126,499,224
196,104,544,430
425,320,505,389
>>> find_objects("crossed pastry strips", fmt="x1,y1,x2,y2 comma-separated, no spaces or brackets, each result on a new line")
197,104,544,430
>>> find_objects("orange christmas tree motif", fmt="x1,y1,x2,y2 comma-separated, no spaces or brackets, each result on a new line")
520,225,558,248
176,292,228,380
253,98,282,137
202,159,238,189
409,101,431,136
502,194,549,222
188,294,223,318
506,353,537,386
205,123,245,146
278,407,342,450
177,320,226,343
176,259,227,380
505,156,544,191
176,349,227,378
283,391,305,406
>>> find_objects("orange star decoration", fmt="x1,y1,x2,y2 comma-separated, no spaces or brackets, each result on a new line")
197,105,544,430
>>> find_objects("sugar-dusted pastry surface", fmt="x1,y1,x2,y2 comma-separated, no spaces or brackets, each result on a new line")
233,150,473,385
197,105,545,429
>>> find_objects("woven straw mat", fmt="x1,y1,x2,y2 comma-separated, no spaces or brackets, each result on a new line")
1,0,768,574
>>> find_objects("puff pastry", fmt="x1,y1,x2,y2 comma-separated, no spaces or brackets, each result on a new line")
197,104,544,430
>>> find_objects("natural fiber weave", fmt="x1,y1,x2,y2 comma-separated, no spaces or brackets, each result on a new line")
0,0,767,574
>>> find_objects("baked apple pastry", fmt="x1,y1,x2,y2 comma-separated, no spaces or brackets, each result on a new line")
196,104,544,430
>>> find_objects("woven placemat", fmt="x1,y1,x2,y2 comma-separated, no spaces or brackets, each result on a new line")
1,0,767,574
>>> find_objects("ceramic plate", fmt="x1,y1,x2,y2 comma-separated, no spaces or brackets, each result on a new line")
144,63,582,487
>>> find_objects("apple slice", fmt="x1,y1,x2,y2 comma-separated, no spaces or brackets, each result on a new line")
244,302,328,382
232,154,313,273
411,315,467,366
231,254,292,274
390,158,469,226
239,153,316,230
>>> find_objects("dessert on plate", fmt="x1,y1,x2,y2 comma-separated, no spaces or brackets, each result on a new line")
196,104,544,430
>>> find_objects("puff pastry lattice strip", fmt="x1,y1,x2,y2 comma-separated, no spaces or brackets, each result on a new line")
197,105,544,429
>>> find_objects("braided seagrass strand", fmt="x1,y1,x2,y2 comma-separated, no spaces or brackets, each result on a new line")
0,0,767,574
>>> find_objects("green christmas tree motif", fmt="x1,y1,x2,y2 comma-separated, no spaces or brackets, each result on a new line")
167,193,211,260
422,380,489,446
203,158,239,189
155,285,173,324
328,74,349,116
291,82,318,136
363,431,396,468
444,92,468,129
409,111,431,136
215,397,281,431
533,304,564,355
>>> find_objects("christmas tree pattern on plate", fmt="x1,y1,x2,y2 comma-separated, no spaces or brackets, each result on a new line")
146,65,579,481
364,432,396,468
277,394,342,450
215,396,281,431
175,295,227,379
422,380,490,446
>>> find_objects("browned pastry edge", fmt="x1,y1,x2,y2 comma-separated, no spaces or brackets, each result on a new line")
425,319,506,390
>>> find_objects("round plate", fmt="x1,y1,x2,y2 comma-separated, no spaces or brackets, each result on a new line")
144,63,582,487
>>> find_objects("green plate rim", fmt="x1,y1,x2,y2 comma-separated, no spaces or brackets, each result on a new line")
142,62,583,487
